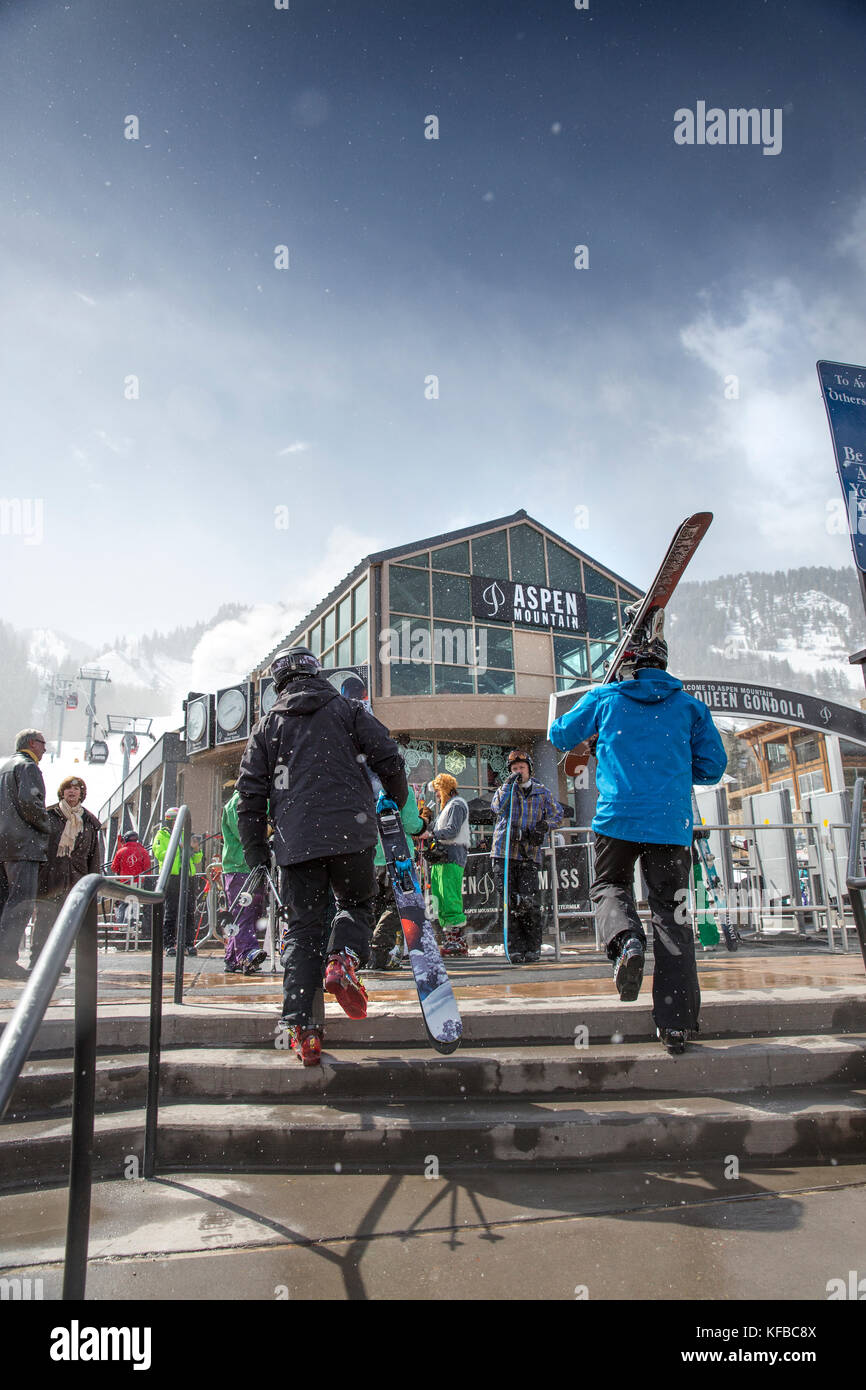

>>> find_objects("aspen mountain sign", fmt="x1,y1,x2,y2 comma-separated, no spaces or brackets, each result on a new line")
471,575,588,632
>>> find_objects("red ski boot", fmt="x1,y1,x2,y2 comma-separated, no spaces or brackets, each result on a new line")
324,949,368,1019
440,929,469,957
290,1025,323,1067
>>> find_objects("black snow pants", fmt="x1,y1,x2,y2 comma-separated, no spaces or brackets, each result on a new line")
277,847,377,1026
493,857,545,956
592,833,700,1033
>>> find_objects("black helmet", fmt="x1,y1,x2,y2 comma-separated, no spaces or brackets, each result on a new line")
633,637,668,672
123,831,140,843
270,646,321,692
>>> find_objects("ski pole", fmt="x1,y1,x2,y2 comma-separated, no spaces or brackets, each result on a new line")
502,779,515,963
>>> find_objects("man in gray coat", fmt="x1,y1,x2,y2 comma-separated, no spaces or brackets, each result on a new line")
0,729,50,980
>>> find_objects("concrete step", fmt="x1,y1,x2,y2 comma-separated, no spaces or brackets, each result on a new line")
6,985,866,1054
9,1035,866,1115
2,1088,865,1186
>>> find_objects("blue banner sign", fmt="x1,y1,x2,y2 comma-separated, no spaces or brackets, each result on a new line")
817,359,866,572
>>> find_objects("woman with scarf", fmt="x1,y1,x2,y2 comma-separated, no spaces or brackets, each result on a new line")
31,775,102,968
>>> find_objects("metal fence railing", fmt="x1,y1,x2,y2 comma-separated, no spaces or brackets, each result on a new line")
0,805,194,1299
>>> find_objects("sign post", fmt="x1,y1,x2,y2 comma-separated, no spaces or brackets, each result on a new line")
817,360,866,683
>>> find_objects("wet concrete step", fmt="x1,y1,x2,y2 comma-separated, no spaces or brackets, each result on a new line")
6,986,866,1055
9,1035,866,1115
2,1088,865,1187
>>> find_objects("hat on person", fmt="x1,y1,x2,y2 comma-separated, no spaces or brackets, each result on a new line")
507,749,533,776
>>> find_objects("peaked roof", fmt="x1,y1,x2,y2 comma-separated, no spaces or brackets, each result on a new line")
254,509,641,674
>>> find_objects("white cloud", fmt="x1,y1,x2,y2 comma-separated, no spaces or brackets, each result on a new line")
182,523,380,700
277,441,311,456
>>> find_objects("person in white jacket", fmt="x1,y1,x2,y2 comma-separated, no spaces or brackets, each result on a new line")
422,773,471,957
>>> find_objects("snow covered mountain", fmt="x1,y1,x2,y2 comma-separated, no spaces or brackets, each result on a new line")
668,567,866,705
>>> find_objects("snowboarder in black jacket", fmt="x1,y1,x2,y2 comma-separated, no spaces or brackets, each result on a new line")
236,646,408,1065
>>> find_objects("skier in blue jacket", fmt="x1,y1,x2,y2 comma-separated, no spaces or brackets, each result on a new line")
549,629,727,1053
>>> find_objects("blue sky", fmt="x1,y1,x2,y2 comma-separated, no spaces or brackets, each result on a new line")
2,0,866,656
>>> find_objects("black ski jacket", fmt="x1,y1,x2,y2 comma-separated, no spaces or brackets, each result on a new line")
236,675,408,866
0,752,50,863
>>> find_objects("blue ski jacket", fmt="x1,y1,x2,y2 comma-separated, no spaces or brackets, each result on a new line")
549,670,727,847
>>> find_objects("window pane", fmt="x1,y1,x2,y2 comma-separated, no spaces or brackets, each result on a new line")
323,609,336,649
352,622,368,665
479,744,510,790
477,669,516,695
400,551,429,568
335,636,350,666
432,540,470,572
390,663,432,696
308,624,321,657
618,585,640,605
353,578,368,624
589,641,616,679
766,740,791,771
337,594,352,637
509,524,546,585
546,540,583,594
554,635,589,685
432,621,473,666
584,565,617,598
434,665,475,695
794,737,820,765
437,742,478,787
432,571,471,620
476,625,513,669
321,646,335,668
389,565,430,616
400,739,434,785
587,597,619,642
472,530,509,576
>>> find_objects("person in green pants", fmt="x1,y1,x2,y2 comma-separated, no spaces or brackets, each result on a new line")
422,773,470,957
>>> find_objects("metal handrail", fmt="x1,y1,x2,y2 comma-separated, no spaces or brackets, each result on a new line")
844,778,866,971
0,805,192,1299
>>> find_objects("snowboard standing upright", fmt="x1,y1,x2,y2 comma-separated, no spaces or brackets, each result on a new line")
375,793,462,1053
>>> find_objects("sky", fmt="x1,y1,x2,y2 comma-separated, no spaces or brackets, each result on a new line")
2,0,866,665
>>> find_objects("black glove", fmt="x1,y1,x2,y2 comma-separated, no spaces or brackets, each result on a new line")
526,821,548,848
244,845,270,870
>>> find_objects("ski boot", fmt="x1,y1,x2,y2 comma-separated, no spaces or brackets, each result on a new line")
613,934,645,1002
290,1025,323,1066
223,960,241,974
657,1027,689,1055
523,950,541,964
324,948,368,1019
440,929,469,958
275,1018,323,1066
242,948,268,975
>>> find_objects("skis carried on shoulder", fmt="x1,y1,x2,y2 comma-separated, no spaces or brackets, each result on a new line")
549,511,713,764
375,793,463,1054
600,511,713,685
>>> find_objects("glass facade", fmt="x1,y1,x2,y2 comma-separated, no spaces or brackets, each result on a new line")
399,737,511,800
304,574,370,672
384,523,638,696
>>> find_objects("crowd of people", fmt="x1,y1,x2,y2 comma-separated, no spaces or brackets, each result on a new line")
0,618,727,1063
